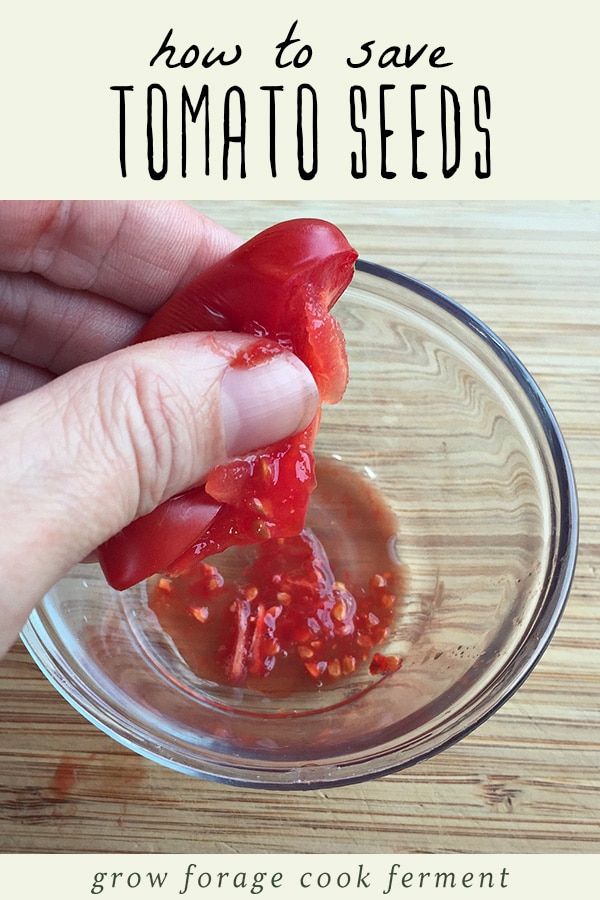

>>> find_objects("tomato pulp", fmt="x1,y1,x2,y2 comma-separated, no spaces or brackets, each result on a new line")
98,219,357,590
149,458,405,692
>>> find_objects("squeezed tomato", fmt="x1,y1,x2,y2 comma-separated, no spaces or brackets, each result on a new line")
98,218,357,591
98,218,405,692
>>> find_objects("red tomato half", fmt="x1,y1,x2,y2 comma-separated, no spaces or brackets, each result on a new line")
135,217,354,404
98,219,357,590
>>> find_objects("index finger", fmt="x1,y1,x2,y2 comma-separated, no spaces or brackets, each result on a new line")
0,200,242,313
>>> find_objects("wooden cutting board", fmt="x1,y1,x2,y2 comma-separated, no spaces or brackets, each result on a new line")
0,201,598,853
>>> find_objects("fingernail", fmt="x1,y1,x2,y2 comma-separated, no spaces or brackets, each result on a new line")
221,353,319,457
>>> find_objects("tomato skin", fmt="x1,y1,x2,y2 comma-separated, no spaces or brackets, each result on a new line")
99,488,221,593
135,218,356,404
98,219,357,591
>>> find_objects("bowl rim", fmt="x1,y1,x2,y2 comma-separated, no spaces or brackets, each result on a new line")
21,260,579,790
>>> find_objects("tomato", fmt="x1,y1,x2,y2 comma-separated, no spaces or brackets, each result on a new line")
98,219,357,590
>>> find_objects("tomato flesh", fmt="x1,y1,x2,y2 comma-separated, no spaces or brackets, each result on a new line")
98,219,357,590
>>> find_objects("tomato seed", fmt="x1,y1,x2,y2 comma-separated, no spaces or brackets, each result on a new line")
370,573,387,589
372,625,390,643
304,661,326,679
191,606,209,623
327,658,342,678
332,600,347,621
342,655,356,675
252,519,272,540
251,496,269,516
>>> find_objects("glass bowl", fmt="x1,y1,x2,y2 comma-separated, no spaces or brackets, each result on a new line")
20,260,578,789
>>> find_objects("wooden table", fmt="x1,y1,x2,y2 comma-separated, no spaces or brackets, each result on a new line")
1,201,598,853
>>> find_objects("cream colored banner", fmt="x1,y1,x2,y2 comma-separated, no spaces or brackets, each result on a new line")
2,853,600,898
0,0,597,198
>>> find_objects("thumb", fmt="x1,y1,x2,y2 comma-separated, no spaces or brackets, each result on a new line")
0,332,318,654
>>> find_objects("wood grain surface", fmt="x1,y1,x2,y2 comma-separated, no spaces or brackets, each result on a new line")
0,201,598,854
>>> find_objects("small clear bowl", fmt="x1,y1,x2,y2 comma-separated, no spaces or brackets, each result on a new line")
21,260,578,789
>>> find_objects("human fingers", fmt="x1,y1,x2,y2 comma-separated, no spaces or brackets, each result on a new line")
0,353,52,402
0,200,241,312
0,332,318,655
0,271,146,394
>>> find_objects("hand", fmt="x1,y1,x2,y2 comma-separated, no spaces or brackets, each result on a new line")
0,201,318,656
